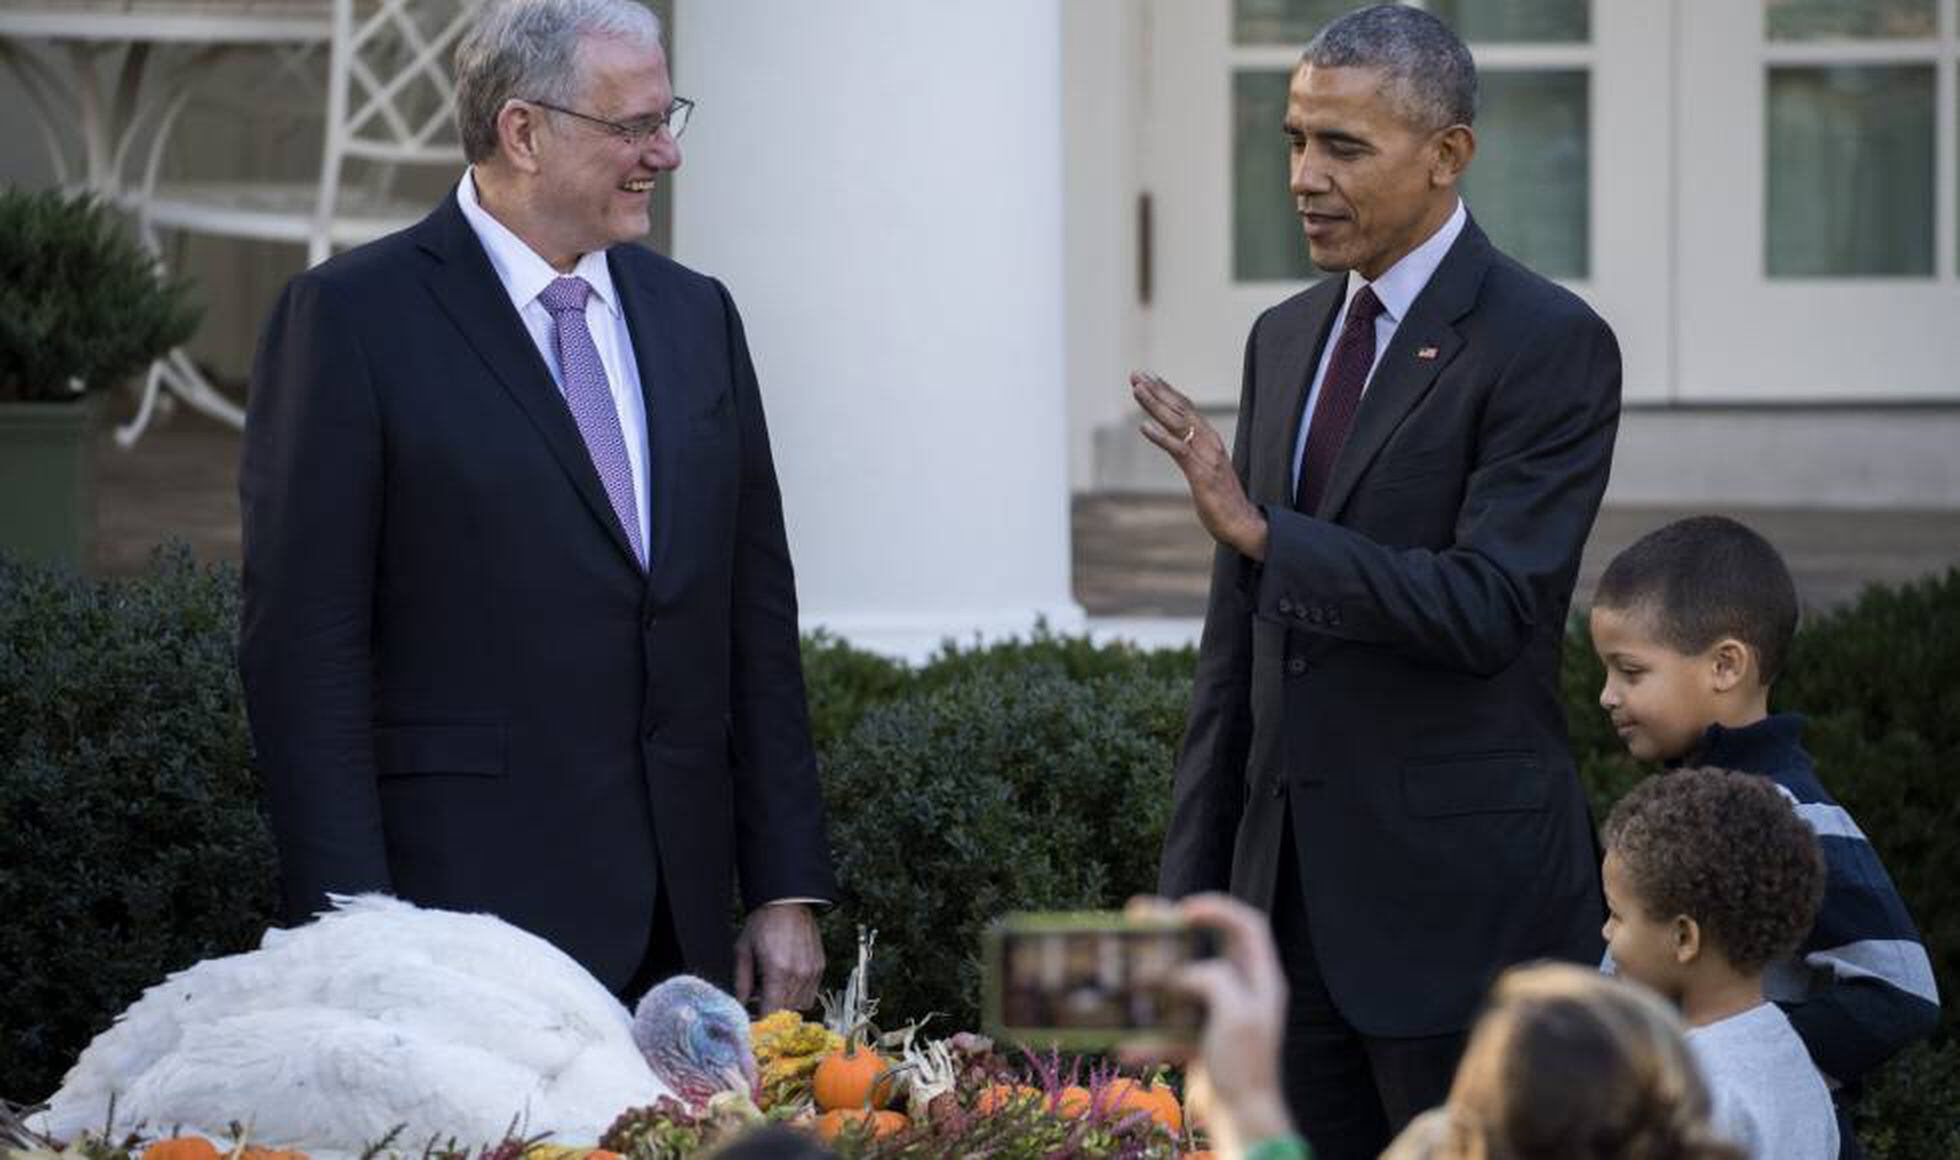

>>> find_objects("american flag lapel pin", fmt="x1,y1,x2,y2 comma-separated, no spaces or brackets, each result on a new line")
1416,344,1440,360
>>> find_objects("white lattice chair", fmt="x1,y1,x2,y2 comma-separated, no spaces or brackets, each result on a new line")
119,0,482,446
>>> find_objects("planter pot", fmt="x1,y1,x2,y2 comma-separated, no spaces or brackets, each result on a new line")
0,394,100,570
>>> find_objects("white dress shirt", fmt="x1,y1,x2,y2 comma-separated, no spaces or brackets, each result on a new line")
1290,199,1467,496
456,170,652,553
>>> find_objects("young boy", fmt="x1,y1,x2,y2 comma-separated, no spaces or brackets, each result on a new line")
1602,766,1836,1159
1589,515,1940,1157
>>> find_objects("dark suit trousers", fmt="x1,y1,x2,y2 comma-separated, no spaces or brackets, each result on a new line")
1273,818,1466,1160
618,887,687,1006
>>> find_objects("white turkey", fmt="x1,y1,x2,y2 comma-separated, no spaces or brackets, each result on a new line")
32,894,757,1156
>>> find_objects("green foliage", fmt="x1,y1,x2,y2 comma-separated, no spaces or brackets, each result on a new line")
0,189,200,402
4,551,1954,1154
817,666,1186,1033
0,547,277,1104
1856,1039,1960,1160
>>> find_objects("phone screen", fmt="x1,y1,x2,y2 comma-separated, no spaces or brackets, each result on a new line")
982,911,1214,1048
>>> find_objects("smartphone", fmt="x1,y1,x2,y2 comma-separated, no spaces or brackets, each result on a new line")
981,910,1217,1049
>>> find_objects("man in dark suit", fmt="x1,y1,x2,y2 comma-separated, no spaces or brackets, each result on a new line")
1134,7,1619,1156
239,0,835,1013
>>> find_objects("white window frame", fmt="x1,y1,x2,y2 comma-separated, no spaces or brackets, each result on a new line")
1673,0,1959,402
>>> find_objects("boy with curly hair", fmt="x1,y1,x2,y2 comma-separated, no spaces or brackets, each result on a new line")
1589,515,1939,1157
1603,767,1833,1158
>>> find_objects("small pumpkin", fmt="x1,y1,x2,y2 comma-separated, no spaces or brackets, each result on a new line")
1110,1078,1184,1133
238,1149,310,1160
815,1108,907,1141
1055,1084,1094,1118
143,1140,221,1160
812,1044,895,1110
974,1083,1042,1114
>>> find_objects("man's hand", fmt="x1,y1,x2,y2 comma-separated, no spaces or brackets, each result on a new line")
1131,372,1268,561
735,902,824,1014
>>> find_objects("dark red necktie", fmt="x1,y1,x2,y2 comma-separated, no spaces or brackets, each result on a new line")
1294,285,1386,514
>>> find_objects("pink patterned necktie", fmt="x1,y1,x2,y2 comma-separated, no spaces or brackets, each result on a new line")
538,275,645,568
1295,285,1386,514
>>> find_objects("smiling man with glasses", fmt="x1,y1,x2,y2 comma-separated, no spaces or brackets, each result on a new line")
240,0,836,1021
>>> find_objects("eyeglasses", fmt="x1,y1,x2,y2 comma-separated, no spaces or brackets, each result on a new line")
525,96,694,148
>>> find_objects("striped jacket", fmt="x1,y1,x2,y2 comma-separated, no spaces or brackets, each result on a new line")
1692,714,1941,1087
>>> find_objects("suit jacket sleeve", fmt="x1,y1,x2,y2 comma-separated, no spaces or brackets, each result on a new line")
1255,307,1622,676
714,279,839,911
239,273,393,920
1158,315,1264,899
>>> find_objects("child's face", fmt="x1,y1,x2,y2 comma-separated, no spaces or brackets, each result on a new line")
1601,849,1687,1001
1588,605,1722,762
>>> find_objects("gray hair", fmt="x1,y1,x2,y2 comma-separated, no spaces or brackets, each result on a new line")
1302,4,1477,131
455,0,664,163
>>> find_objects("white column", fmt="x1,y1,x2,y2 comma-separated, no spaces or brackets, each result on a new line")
672,0,1081,662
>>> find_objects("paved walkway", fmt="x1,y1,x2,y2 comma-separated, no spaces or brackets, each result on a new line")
89,409,1960,619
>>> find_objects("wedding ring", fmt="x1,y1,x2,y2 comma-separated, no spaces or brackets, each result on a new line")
1182,425,1197,445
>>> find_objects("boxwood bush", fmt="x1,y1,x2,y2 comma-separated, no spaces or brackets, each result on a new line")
814,666,1186,1031
3,551,1954,1157
0,547,276,1103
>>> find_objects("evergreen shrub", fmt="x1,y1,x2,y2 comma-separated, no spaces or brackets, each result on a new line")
0,189,199,402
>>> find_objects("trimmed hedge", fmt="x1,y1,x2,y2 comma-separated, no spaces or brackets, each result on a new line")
816,665,1184,1030
3,553,1953,1157
0,548,277,1102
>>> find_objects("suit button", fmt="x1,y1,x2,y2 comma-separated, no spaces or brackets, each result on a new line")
1306,607,1325,626
1277,597,1293,614
1270,782,1285,799
1286,657,1309,676
1293,605,1309,620
642,723,658,742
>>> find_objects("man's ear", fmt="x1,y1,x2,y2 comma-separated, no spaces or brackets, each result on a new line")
495,99,547,175
1709,637,1753,694
1430,124,1475,188
1672,915,1702,965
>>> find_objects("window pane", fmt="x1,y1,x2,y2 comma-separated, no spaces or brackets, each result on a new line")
1233,0,1354,46
1430,0,1588,43
1460,69,1589,279
1234,70,1320,281
1766,66,1934,277
1765,0,1936,40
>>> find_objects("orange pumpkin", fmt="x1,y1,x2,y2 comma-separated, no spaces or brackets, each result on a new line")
586,1153,624,1160
974,1083,1042,1114
238,1149,310,1160
1112,1079,1184,1133
1181,1152,1217,1159
812,1045,895,1110
1055,1084,1094,1118
815,1108,908,1141
143,1140,221,1160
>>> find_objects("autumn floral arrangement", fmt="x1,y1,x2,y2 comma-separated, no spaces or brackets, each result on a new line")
3,931,1211,1160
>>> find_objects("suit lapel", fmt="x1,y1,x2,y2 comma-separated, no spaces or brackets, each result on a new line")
610,249,685,581
1261,279,1344,505
416,195,644,570
1316,219,1492,522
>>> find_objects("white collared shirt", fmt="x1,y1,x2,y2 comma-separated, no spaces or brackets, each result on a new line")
456,170,651,553
1290,198,1467,496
